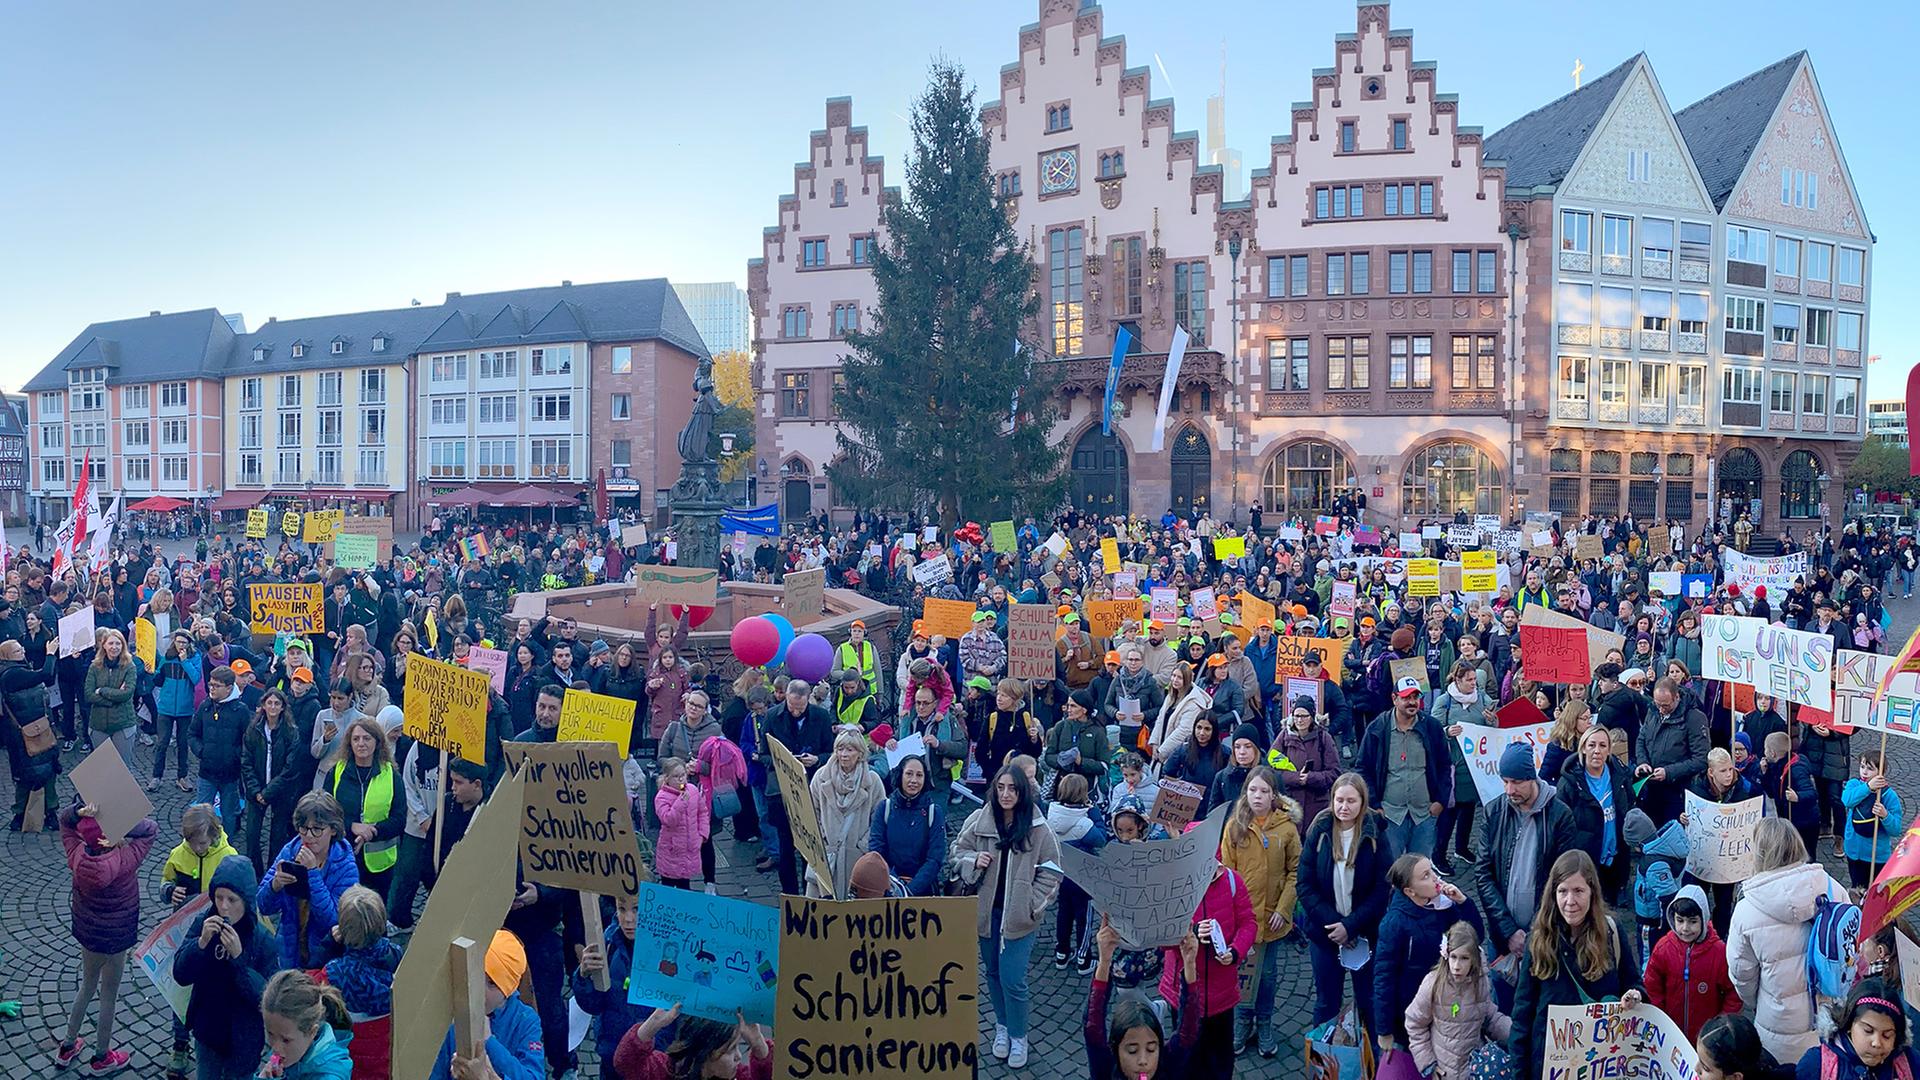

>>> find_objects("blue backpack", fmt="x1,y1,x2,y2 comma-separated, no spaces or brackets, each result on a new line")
1807,894,1862,1003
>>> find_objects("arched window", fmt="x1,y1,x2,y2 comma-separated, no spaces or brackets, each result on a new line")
1261,440,1354,515
1403,441,1503,518
1779,450,1821,519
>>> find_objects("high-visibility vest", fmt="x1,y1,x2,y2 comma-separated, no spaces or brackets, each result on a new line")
331,760,398,874
836,639,877,688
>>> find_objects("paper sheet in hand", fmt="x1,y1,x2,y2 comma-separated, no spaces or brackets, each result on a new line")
1683,791,1765,884
1056,805,1226,948
885,733,928,771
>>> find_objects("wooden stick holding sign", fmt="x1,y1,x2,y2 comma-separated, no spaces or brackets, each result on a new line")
432,746,449,875
448,936,488,1064
580,893,609,992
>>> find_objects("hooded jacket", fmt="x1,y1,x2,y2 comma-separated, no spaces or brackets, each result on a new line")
1794,1037,1920,1080
160,827,240,901
243,709,314,812
60,801,160,953
1275,722,1341,824
571,921,656,1073
256,835,362,969
1727,860,1847,1064
1157,867,1255,1020
1375,890,1487,1043
1406,965,1511,1080
868,764,948,896
154,645,203,717
189,683,253,784
281,1023,356,1080
1219,795,1302,944
1643,884,1740,1042
173,855,278,1060
0,652,59,787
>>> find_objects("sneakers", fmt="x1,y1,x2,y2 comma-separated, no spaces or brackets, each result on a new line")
1008,1037,1028,1069
53,1037,84,1069
166,1045,191,1080
1259,1026,1280,1057
60,740,74,754
755,856,775,872
991,1024,1009,1060
703,883,717,896
85,1050,129,1075
1052,948,1070,969
1075,952,1095,976
1234,1014,1254,1053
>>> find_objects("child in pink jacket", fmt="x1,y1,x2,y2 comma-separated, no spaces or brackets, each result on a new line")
1159,863,1255,1080
652,757,709,890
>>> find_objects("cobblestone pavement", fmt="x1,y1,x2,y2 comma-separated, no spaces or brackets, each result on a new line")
0,535,1906,1079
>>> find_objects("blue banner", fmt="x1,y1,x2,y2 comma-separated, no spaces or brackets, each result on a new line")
1102,325,1132,435
718,503,780,537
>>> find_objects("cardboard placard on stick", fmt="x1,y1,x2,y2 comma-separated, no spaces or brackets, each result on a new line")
1006,602,1055,681
635,565,720,609
1520,622,1591,684
333,532,377,570
558,687,637,748
501,741,642,898
466,646,509,694
70,741,153,842
1574,534,1604,561
334,514,396,563
247,582,323,636
782,567,825,623
1274,635,1348,682
1084,598,1145,639
1521,603,1624,674
767,735,835,898
1390,657,1429,696
1148,778,1205,831
402,653,491,765
920,598,977,640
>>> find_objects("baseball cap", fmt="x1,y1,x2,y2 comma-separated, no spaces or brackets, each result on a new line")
1205,654,1228,669
850,619,866,630
1056,605,1075,618
1360,616,1376,627
970,611,990,623
911,620,927,638
291,667,314,685
965,675,993,691
1062,613,1081,625
229,659,252,677
1148,620,1165,631
1395,676,1423,697
1104,650,1121,665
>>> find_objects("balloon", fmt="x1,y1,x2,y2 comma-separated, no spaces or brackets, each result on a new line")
730,616,779,667
786,632,834,683
762,613,796,667
670,603,717,629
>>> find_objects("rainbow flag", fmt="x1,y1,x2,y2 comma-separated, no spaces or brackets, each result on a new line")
459,533,492,562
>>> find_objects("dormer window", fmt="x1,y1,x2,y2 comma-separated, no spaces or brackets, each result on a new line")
252,346,267,363
291,344,305,359
372,335,388,354
330,341,344,356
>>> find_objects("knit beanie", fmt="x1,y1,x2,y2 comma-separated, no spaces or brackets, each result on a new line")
1231,723,1264,751
850,852,892,900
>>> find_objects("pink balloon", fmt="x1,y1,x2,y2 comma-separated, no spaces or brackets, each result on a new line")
730,616,779,667
786,632,835,683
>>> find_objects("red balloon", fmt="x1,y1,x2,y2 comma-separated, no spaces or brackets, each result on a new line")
670,603,717,628
730,616,779,666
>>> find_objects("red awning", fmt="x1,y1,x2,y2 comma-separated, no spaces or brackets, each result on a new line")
496,485,580,507
127,496,190,512
205,489,268,512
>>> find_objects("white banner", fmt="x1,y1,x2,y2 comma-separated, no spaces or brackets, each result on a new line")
1723,549,1810,594
1703,614,1834,709
1683,791,1765,884
1834,650,1920,741
1150,324,1190,453
910,555,952,587
1454,720,1552,806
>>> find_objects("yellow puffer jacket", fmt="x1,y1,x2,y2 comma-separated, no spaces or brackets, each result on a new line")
160,829,239,896
1219,795,1303,943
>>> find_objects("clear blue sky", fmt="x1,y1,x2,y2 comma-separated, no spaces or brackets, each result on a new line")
1,0,1911,396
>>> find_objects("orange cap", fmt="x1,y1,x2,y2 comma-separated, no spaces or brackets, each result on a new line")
1104,650,1121,664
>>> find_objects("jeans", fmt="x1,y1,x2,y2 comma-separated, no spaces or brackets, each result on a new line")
980,925,1037,1040
388,832,437,929
1238,938,1283,1026
194,776,242,838
196,1040,256,1080
1055,879,1091,959
751,785,781,861
152,713,191,780
1308,937,1375,1031
1382,813,1436,863
1900,565,1913,596
1434,800,1476,865
770,798,799,895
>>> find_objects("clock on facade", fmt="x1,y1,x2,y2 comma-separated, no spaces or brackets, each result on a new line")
1040,148,1078,196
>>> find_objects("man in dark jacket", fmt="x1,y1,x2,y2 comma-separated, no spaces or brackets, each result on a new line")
1591,662,1647,752
1635,677,1711,826
1357,676,1454,861
764,679,835,895
0,640,59,829
188,666,253,840
1476,742,1577,1010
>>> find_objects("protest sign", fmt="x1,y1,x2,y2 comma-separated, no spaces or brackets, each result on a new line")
1400,531,1424,551
1496,697,1552,730
1109,571,1138,599
1190,587,1219,622
245,509,269,539
1521,604,1624,673
281,509,301,537
1085,598,1144,639
628,883,778,1025
1446,524,1479,548
1645,528,1672,558
301,508,344,544
923,526,939,544
1330,581,1356,620
1286,676,1323,713
58,607,96,657
1039,571,1061,592
70,741,154,841
910,554,951,587
402,653,490,764
1148,778,1204,831
1006,602,1055,681
1834,650,1920,740
501,741,641,897
1353,525,1381,548
1461,550,1498,593
622,523,649,549
1543,1003,1699,1080
920,597,977,640
1314,515,1339,536
1100,537,1121,574
767,736,835,897
1212,535,1245,560
1043,532,1068,558
466,645,509,694
1058,807,1227,948
1454,720,1552,805
1275,635,1347,682
1647,571,1682,597
1421,525,1443,540
1724,549,1809,594
558,688,637,748
1521,622,1591,684
136,893,210,1021
777,896,978,1079
636,565,720,609
1682,573,1713,600
247,582,323,636
329,515,395,563
782,567,825,622
989,520,1016,553
333,532,377,570
884,734,927,772
132,617,156,670
1898,935,1920,1014
1406,558,1440,598
1238,591,1277,632
1390,657,1429,696
1703,614,1834,709
1683,792,1765,884
1278,525,1305,541
1574,534,1603,561
1438,563,1464,594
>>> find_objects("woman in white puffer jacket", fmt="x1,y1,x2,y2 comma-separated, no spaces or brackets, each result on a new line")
1724,818,1849,1065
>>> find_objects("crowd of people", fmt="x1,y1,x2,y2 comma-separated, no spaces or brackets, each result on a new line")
8,502,1920,1080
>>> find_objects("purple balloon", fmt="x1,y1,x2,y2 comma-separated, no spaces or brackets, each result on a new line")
786,632,835,683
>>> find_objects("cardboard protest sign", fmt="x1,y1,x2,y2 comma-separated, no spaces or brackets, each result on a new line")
636,565,720,609
70,741,154,841
777,896,978,1079
1574,534,1604,561
767,736,835,897
628,883,778,1025
1109,571,1138,599
1496,697,1551,730
1521,604,1623,673
1544,1003,1699,1080
1100,537,1121,574
466,646,509,694
1058,807,1228,948
558,688,637,748
1274,635,1347,682
1285,676,1323,713
1406,558,1440,598
1446,524,1479,548
782,567,825,622
247,582,323,636
1461,550,1498,593
1521,622,1591,684
1834,650,1920,740
300,508,344,544
1723,549,1810,594
132,617,157,670
333,532,377,570
910,554,952,587
327,515,395,563
245,509,269,539
1645,528,1672,558
136,893,210,1021
1454,720,1552,806
58,607,96,657
1683,792,1765,884
402,652,491,765
1647,571,1682,597
920,598,977,640
1006,602,1056,681
1437,562,1464,594
1212,536,1245,560
1390,657,1429,696
501,741,642,897
622,523,650,549
392,764,527,1080
1704,614,1834,709
1148,778,1204,831
989,520,1016,553
1237,592,1276,632
1085,598,1144,639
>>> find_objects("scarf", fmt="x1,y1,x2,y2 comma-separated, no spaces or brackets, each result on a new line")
1114,666,1154,700
1447,683,1478,708
823,761,865,813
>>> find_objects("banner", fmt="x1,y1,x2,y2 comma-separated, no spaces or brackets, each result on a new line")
628,883,778,1026
302,508,344,544
767,736,835,897
1101,324,1131,435
247,582,323,635
333,532,377,570
1521,622,1591,684
466,645,509,694
1461,550,1498,593
1150,323,1189,452
245,508,269,539
1274,635,1348,682
1057,807,1227,949
1683,791,1765,884
1723,549,1810,594
718,503,780,537
136,893,211,1022
635,565,719,609
557,688,637,748
1006,602,1055,681
777,896,979,1079
1834,650,1920,740
1544,1003,1698,1080
782,567,825,623
1454,720,1553,806
1084,598,1145,639
402,653,490,765
920,598,977,640
1703,614,1834,709
501,740,641,897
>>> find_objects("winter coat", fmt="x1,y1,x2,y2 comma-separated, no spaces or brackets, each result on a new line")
1763,752,1822,829
189,688,253,784
1042,714,1111,783
325,937,400,1019
571,925,652,1071
1298,809,1391,948
1149,685,1212,764
652,781,709,881
1358,710,1456,810
256,836,361,969
615,1040,773,1080
1644,885,1739,1042
154,647,203,717
1727,860,1847,1064
1636,702,1711,787
173,855,278,1061
160,829,239,902
83,654,138,736
644,661,691,740
1556,759,1636,874
280,1024,356,1080
868,780,947,896
950,808,1062,940
59,802,159,953
1475,782,1579,945
1429,687,1492,801
1511,913,1644,1080
1275,723,1341,824
1375,891,1486,1042
1158,867,1255,1019
1219,797,1302,943
0,656,59,788
1794,1039,1920,1080
659,710,724,768
1802,725,1854,785
1406,968,1510,1080
1842,778,1906,864
242,714,313,813
428,992,544,1080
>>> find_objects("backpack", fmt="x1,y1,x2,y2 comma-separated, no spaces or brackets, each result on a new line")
1807,894,1862,1003
1820,1045,1914,1080
1466,1043,1517,1080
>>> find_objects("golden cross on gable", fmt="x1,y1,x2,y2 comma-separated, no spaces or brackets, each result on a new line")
1572,58,1585,89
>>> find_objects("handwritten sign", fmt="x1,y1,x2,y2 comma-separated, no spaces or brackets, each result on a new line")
1683,792,1765,884
636,565,719,609
301,508,344,544
1390,657,1429,697
333,532,377,570
1084,598,1144,639
1723,549,1809,595
1446,524,1479,548
1006,602,1055,681
331,515,395,563
1645,528,1672,559
1522,604,1624,673
1274,635,1347,683
557,688,637,748
1400,531,1424,552
1100,537,1120,574
1544,1003,1699,1080
1238,592,1277,631
628,883,778,1025
1406,558,1439,598
1454,720,1552,806
1834,650,1920,740
248,582,323,635
783,567,825,623
1057,807,1227,949
466,646,509,694
767,736,835,898
1647,571,1682,597
58,607,96,657
777,897,978,1080
281,509,301,537
1212,536,1245,560
132,617,157,670
920,598,977,640
1148,778,1205,831
1574,534,1603,561
402,652,490,765
1704,614,1834,709
501,741,641,897
989,520,1016,553
1521,623,1591,684
910,555,952,587
622,523,650,549
70,740,154,841
1278,526,1304,541
245,509,269,539
1461,550,1498,594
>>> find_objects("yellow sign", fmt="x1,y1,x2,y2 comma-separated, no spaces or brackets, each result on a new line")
132,618,157,670
302,508,344,544
401,653,490,765
245,509,269,539
281,509,301,537
247,582,323,635
1237,592,1277,630
1461,550,1498,594
1212,536,1246,560
1406,558,1440,598
1100,537,1120,574
557,688,636,748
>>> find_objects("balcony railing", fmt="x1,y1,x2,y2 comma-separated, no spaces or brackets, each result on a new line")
1640,256,1672,280
1596,399,1628,423
1638,329,1670,352
312,469,343,486
1559,251,1592,272
1558,325,1592,346
355,469,388,486
1676,331,1707,354
1599,254,1633,276
1678,258,1709,283
1556,399,1590,421
274,469,303,485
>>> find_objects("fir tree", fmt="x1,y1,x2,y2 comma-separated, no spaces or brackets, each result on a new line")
829,61,1066,526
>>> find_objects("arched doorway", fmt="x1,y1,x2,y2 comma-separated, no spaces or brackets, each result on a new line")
1720,447,1762,518
1402,440,1503,518
782,459,812,521
1779,450,1821,519
1070,427,1129,514
1169,426,1212,517
1261,440,1355,516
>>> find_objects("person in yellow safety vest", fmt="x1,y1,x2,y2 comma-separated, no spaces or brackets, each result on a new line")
835,620,880,702
833,667,882,734
327,715,402,900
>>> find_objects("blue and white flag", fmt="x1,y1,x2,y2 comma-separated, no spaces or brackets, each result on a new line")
1150,324,1190,452
1102,325,1132,436
717,503,781,537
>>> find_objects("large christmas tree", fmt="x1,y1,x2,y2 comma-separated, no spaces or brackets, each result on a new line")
829,62,1066,526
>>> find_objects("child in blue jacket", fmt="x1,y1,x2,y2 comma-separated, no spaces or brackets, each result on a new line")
573,893,669,1070
429,930,546,1080
1842,749,1906,888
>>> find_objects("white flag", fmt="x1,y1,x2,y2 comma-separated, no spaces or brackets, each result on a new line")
88,492,122,568
1150,324,1190,452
